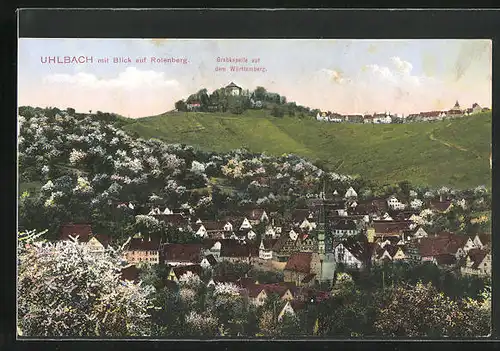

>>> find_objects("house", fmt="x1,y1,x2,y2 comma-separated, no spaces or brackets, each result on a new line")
283,252,321,287
259,238,277,260
371,220,411,238
124,237,161,264
344,187,358,199
244,209,269,225
330,219,360,238
202,239,222,259
195,220,233,239
296,234,318,253
277,301,296,322
186,102,201,111
410,198,424,210
219,241,258,263
168,264,203,282
387,195,406,211
272,234,296,262
120,264,140,283
412,226,429,240
225,82,242,96
363,115,374,124
333,238,372,269
239,218,253,231
246,285,268,306
200,254,218,269
345,114,364,123
460,248,491,277
429,200,453,213
59,224,111,252
59,223,93,242
298,218,317,232
264,224,278,238
374,244,406,263
292,209,315,226
473,233,491,249
407,233,468,264
86,235,111,253
163,243,203,266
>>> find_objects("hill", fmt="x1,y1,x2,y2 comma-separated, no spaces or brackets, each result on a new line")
121,110,492,189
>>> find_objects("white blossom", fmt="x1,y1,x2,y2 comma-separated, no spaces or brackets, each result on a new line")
69,149,87,165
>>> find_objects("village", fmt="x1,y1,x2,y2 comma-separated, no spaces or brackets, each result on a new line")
315,100,490,124
58,184,492,321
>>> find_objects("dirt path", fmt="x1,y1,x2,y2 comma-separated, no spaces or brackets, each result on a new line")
428,132,469,152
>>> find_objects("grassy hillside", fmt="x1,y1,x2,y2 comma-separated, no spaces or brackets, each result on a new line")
122,110,492,189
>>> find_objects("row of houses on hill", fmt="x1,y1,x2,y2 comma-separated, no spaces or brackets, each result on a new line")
315,101,489,124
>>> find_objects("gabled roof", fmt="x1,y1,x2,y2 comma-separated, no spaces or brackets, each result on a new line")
120,264,140,282
372,221,411,235
475,233,491,247
435,254,456,265
331,219,357,231
338,237,372,262
292,209,313,222
163,243,203,262
127,237,161,251
284,252,313,273
429,200,453,212
198,220,229,231
467,248,489,269
246,284,266,298
225,82,241,89
272,234,292,252
60,223,93,242
220,241,258,258
261,238,278,250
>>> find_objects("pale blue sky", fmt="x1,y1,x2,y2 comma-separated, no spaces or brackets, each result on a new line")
18,39,492,117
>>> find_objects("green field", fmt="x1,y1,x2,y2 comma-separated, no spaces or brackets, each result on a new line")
121,110,492,189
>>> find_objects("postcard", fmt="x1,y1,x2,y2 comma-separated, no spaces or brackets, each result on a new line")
17,37,492,339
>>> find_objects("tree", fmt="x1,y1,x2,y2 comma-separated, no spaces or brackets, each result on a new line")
228,96,245,114
17,231,154,337
66,107,76,115
374,281,490,337
175,100,187,112
271,106,285,118
254,86,267,101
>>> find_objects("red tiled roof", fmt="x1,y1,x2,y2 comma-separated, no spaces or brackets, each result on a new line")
261,238,278,250
163,243,202,262
121,265,140,282
246,284,266,298
476,233,491,247
372,221,411,235
60,224,92,242
220,241,258,258
435,254,456,265
429,200,452,212
284,252,313,273
467,248,489,269
128,237,161,251
197,220,228,231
